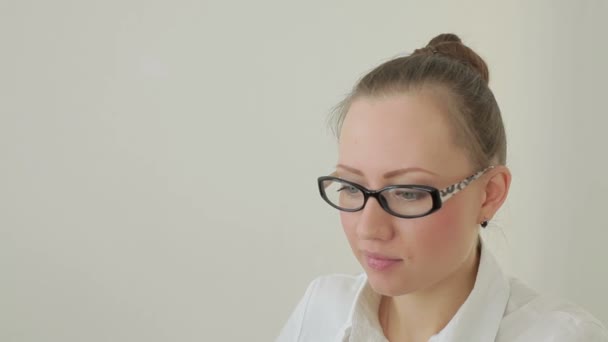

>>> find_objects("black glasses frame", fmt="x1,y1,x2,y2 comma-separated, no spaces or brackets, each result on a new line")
317,177,442,219
317,166,494,219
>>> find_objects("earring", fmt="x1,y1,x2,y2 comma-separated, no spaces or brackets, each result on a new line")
481,220,489,228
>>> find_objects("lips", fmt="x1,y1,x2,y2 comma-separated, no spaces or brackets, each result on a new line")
363,251,402,271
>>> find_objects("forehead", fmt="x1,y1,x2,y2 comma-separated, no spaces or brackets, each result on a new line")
338,91,470,178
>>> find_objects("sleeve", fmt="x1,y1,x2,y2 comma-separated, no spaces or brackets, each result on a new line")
275,278,319,342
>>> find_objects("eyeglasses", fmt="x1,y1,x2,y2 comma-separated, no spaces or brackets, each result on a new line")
317,166,494,219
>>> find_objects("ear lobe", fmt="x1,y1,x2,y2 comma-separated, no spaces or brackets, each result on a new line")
480,166,511,220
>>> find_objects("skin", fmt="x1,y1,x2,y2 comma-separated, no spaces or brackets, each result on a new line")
337,88,511,342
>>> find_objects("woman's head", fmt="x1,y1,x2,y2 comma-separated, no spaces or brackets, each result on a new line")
326,33,511,296
332,33,506,169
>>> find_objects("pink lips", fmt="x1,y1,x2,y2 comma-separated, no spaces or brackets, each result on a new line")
364,252,402,271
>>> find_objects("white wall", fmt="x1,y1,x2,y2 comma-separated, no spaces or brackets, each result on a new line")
1,1,607,341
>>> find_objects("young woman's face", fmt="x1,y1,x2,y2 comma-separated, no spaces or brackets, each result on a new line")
338,90,484,296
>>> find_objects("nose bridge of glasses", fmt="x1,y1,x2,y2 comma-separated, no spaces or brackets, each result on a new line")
363,189,391,211
360,191,391,217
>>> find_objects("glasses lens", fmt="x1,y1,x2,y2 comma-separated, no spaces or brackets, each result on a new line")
381,187,433,217
321,179,364,210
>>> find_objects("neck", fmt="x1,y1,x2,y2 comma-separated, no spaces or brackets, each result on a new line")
379,242,481,342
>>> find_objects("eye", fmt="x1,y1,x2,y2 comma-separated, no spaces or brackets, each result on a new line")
337,185,359,194
392,189,428,201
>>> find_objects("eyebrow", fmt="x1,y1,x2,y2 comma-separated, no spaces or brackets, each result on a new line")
336,164,438,178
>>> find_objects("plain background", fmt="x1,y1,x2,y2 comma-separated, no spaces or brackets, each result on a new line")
1,0,607,341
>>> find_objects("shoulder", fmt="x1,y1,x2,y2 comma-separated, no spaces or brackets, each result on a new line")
307,273,366,305
301,273,365,328
497,276,608,341
276,273,365,342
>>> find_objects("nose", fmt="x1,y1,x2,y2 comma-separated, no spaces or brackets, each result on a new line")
356,196,395,241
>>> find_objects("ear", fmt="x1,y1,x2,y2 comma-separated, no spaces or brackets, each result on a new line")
479,165,511,222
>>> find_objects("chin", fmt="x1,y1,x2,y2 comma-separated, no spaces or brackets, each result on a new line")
366,271,418,297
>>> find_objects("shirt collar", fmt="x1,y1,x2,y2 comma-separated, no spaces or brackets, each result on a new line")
336,237,511,342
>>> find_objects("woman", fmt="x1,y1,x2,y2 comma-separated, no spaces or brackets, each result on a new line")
277,34,608,341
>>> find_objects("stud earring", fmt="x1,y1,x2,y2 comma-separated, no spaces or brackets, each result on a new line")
481,220,489,228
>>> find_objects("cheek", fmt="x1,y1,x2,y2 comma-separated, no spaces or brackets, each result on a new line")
339,212,358,242
412,199,474,256
338,199,475,262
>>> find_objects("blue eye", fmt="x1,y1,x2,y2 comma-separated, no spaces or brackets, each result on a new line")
393,190,428,201
338,185,359,194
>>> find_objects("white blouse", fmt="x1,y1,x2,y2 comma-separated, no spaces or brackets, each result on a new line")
276,240,608,341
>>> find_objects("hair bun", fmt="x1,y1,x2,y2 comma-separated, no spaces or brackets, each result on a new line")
421,33,489,84
427,33,462,46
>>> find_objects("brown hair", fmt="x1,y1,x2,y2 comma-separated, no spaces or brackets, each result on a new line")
329,33,507,169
